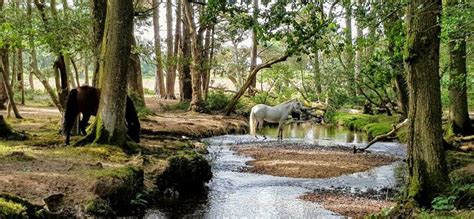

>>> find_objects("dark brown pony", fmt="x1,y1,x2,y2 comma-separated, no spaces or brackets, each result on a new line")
62,85,140,145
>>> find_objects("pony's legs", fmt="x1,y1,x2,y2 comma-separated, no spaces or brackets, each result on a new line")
79,114,91,136
257,118,266,140
277,122,283,141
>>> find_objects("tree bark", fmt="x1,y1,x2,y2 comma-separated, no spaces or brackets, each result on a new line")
183,0,203,111
128,35,146,107
91,0,107,87
84,54,89,85
343,0,355,96
16,49,24,105
180,0,192,102
165,0,176,99
248,0,258,94
201,25,211,101
354,0,363,96
404,0,449,207
88,0,134,146
152,0,165,98
203,25,215,101
0,49,22,119
312,51,322,97
225,54,289,115
172,0,181,99
446,0,472,135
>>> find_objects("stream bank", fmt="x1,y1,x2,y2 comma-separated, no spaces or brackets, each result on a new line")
0,104,248,217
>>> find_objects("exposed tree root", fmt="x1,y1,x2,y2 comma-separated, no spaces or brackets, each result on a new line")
353,119,408,153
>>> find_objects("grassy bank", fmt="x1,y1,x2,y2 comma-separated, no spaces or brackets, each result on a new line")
332,112,407,142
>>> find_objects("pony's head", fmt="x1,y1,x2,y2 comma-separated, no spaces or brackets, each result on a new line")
290,100,303,114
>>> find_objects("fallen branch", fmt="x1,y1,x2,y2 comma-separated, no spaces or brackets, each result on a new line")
452,135,474,142
353,119,408,153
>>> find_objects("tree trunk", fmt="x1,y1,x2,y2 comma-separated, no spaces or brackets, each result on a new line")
0,49,22,119
152,0,165,98
27,0,61,111
165,0,176,99
84,54,89,85
173,0,181,99
201,25,211,101
87,0,134,146
343,0,355,96
313,50,322,97
354,0,363,96
225,55,288,115
183,0,203,111
203,25,215,101
180,1,192,102
404,0,449,207
71,57,81,87
248,0,258,94
54,55,69,111
446,0,472,135
0,115,14,138
91,0,107,87
16,49,24,105
128,35,146,107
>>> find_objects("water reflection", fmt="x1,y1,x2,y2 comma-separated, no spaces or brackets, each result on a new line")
261,123,368,146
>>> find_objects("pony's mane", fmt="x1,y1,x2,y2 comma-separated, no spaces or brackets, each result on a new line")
280,99,297,105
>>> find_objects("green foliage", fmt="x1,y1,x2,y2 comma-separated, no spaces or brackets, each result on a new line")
205,90,232,111
432,184,474,211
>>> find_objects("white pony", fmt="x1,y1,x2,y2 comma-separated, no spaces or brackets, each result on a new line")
249,99,303,140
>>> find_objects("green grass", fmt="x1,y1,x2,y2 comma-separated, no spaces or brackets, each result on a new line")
0,198,27,217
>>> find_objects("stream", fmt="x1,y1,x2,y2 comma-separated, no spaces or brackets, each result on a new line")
145,122,407,218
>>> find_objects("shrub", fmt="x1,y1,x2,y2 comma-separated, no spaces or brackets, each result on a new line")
205,90,231,111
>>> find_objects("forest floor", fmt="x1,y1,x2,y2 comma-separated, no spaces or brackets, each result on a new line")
0,98,248,216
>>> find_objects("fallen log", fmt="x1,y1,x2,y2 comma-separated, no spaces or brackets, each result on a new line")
353,119,408,153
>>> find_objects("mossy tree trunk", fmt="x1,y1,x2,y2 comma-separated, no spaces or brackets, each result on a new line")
152,0,165,98
128,35,146,107
91,0,106,87
183,0,204,111
446,0,472,136
180,0,192,102
404,0,449,207
81,0,134,146
0,115,14,138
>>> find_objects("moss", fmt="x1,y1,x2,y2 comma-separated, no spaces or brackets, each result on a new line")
0,198,27,217
155,152,212,192
333,112,403,141
449,168,474,184
0,193,44,218
86,165,144,216
85,198,115,216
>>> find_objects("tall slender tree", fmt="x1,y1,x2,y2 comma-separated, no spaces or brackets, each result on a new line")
248,0,258,94
152,0,165,98
404,0,449,207
165,0,175,99
446,0,472,135
180,0,192,101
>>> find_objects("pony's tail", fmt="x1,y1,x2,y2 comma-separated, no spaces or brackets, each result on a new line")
62,89,78,136
249,109,257,137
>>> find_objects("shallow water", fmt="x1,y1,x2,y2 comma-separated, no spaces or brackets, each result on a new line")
145,123,406,218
